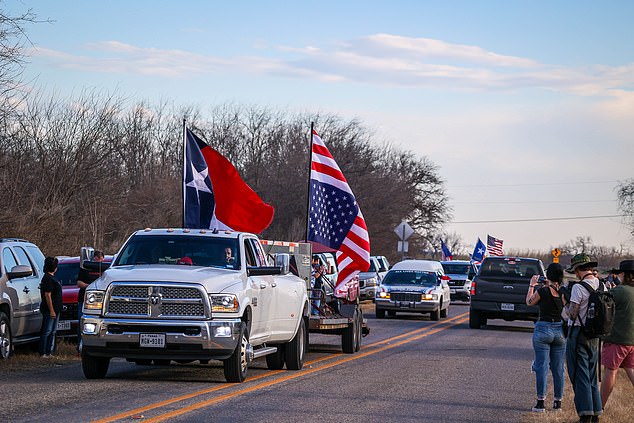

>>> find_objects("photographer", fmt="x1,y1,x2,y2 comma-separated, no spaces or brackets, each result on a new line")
526,263,566,412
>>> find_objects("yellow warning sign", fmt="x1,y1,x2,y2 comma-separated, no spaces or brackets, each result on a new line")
552,248,561,263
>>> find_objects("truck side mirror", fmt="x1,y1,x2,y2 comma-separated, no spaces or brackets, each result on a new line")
275,253,290,275
80,246,95,269
8,264,33,280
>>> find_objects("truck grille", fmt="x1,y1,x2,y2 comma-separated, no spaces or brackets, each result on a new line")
448,280,466,287
106,284,208,319
391,292,421,302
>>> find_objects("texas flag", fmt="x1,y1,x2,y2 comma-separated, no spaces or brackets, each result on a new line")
441,240,453,261
183,127,274,233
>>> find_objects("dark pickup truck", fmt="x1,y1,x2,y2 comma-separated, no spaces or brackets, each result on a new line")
469,256,545,329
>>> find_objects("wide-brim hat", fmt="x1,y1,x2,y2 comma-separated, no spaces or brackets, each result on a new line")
566,253,598,273
609,259,634,274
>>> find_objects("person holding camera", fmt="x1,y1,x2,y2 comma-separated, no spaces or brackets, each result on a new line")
526,263,566,412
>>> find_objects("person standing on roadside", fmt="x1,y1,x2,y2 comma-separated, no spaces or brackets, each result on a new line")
565,253,604,423
526,263,566,412
39,257,61,358
600,259,634,407
76,250,105,347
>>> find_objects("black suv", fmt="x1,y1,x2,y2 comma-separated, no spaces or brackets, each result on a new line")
469,256,545,329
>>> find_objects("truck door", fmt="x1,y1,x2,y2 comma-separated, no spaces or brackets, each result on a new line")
13,246,44,334
244,238,272,343
2,247,35,338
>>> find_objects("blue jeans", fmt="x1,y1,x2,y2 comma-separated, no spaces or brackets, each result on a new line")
532,321,566,400
39,313,59,356
566,326,603,417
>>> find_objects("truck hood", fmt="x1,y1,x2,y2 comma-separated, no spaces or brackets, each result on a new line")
358,271,378,280
90,265,243,292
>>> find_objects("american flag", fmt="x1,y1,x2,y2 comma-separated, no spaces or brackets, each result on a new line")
308,130,370,289
487,235,504,256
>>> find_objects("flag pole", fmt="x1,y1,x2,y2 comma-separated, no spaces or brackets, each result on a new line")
182,118,186,229
305,122,315,243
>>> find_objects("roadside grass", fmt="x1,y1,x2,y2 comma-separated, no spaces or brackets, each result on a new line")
522,369,634,423
0,338,79,372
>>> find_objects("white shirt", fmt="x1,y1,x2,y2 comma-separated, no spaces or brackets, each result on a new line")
568,276,600,326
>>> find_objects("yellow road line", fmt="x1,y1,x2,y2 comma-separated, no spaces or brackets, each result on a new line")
144,316,469,423
93,311,468,423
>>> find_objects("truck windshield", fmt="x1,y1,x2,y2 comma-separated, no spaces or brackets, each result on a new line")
114,235,240,270
441,263,470,275
382,270,437,286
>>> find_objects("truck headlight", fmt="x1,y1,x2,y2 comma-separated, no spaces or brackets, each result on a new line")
378,291,390,299
364,277,377,287
209,294,239,312
422,293,438,301
84,291,104,312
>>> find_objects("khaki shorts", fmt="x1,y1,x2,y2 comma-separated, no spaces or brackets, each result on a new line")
601,342,634,369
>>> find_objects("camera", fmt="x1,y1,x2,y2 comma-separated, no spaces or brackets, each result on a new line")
537,276,547,283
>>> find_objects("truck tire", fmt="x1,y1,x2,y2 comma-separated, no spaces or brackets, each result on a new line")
440,302,448,318
354,311,362,352
284,318,306,370
376,308,385,319
430,307,440,321
0,312,12,359
82,352,110,379
266,344,285,370
223,323,249,383
342,311,358,354
469,310,482,329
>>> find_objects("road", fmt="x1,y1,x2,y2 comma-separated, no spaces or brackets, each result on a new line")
1,303,536,423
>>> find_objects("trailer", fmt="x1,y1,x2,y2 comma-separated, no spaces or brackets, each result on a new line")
260,240,369,354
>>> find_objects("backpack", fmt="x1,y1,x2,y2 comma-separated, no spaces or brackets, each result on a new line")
577,281,615,338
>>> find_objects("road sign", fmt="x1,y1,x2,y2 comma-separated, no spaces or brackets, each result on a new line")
552,248,561,264
394,221,414,240
397,241,409,253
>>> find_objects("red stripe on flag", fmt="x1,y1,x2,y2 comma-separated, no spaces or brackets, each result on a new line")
338,242,369,272
311,162,347,182
312,144,333,159
345,229,370,254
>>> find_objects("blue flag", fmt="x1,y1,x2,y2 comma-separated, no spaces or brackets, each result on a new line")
471,238,487,263
441,240,453,261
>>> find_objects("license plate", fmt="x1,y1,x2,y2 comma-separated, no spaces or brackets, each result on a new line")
501,303,515,311
57,320,71,331
450,289,456,294
139,333,166,348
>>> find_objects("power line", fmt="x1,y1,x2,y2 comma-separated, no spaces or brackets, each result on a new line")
450,180,619,188
452,215,626,224
454,200,616,205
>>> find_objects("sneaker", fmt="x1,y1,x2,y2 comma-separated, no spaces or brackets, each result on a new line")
553,400,562,410
40,354,51,359
532,400,545,412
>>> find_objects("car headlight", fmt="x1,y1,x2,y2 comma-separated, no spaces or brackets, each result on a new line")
84,291,104,312
209,294,239,312
364,277,377,287
377,290,390,299
422,293,438,301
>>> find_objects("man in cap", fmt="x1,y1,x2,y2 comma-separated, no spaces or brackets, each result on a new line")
600,259,634,407
565,253,604,422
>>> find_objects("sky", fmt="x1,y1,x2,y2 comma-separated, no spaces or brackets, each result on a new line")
6,0,634,254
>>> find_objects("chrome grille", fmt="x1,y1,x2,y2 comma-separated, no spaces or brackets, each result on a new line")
448,280,466,287
106,284,207,318
391,292,421,302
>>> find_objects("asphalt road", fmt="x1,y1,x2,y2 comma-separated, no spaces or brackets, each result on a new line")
1,303,537,423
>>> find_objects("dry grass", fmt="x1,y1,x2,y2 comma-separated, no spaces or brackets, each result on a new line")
0,338,79,373
522,369,634,423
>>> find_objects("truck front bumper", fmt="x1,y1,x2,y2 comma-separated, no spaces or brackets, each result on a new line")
375,299,440,313
80,316,242,361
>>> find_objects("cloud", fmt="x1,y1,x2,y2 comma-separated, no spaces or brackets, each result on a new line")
29,34,634,97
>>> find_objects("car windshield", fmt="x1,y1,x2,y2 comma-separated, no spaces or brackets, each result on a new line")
368,260,377,272
479,258,540,278
114,235,241,270
382,270,437,286
56,262,80,286
375,258,388,272
442,263,470,275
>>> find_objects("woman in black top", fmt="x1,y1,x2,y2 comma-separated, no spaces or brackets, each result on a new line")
39,257,61,358
526,263,566,412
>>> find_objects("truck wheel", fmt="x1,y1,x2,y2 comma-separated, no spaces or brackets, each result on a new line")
0,312,13,359
223,323,249,383
266,344,285,370
440,303,448,318
285,318,306,370
376,308,385,319
342,311,358,354
469,310,482,329
430,307,440,321
82,352,110,379
354,311,362,352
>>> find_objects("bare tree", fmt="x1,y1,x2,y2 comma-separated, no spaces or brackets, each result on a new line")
617,179,634,236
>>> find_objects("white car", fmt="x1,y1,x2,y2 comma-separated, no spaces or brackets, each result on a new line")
375,260,451,320
358,257,382,301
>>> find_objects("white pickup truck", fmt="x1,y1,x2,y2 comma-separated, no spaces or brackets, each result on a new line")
80,228,309,382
